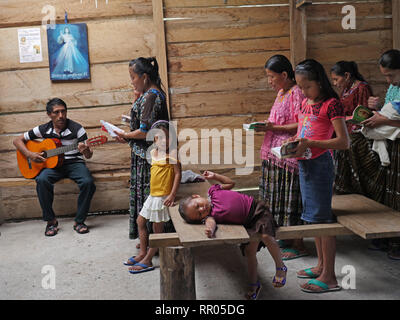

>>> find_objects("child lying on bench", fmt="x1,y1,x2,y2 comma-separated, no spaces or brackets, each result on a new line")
178,170,287,300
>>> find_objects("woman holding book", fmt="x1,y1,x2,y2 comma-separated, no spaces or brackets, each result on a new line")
362,50,400,259
330,61,373,195
254,55,307,260
114,57,171,244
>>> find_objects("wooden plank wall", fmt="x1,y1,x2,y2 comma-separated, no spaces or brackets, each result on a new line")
164,0,290,187
307,0,393,99
0,0,154,219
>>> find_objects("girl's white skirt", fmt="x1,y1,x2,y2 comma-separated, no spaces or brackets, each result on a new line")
139,195,170,223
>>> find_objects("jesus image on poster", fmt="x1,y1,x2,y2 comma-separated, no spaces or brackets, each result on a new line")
47,23,90,81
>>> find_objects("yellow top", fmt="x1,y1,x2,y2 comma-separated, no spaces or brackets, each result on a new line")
150,151,178,197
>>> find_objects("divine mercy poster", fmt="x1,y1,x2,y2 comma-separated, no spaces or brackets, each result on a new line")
47,23,90,81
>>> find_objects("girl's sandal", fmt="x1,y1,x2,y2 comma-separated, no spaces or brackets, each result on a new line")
245,281,262,300
272,265,287,288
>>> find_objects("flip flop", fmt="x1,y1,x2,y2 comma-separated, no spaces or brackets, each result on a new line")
123,256,139,266
128,263,155,274
301,279,342,293
281,248,309,261
245,281,262,300
297,268,320,279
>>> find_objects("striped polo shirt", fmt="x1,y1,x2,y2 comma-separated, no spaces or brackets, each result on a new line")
24,119,88,163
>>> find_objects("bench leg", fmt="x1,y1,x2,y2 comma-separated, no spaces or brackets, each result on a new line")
159,246,196,300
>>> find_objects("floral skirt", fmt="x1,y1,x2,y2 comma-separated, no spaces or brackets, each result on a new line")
259,159,303,227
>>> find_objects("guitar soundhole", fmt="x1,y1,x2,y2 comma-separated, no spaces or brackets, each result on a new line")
42,151,48,158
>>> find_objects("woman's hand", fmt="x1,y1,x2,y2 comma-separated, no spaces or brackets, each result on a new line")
368,96,381,110
114,130,128,143
361,111,388,128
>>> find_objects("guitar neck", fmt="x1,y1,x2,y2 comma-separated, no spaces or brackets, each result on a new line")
45,143,78,158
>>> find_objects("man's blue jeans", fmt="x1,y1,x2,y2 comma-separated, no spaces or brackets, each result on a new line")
35,162,96,223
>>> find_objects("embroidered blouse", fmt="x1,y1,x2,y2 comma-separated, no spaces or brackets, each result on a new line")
129,89,169,159
260,85,305,174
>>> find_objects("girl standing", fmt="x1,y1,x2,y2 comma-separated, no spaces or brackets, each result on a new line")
256,55,306,260
291,59,350,293
126,121,181,273
115,57,170,242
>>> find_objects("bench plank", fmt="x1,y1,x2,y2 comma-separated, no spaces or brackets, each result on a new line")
332,194,400,239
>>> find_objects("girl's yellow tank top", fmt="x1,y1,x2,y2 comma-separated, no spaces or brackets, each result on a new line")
150,155,177,197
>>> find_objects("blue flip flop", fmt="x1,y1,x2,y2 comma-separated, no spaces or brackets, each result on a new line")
301,279,342,293
123,256,138,266
297,268,320,279
129,263,155,274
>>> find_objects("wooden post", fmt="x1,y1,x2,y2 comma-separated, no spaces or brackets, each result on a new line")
393,0,400,49
290,0,309,66
152,0,171,117
159,246,196,300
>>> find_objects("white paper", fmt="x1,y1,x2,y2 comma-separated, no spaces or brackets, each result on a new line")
18,28,43,63
100,120,125,137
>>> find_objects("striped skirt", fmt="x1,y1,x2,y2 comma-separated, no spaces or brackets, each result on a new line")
259,159,303,227
334,132,399,211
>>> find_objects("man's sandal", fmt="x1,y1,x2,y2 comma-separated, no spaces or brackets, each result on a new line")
272,265,287,288
73,223,89,234
245,281,262,300
45,221,58,237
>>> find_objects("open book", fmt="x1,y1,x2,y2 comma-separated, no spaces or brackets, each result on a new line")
100,120,125,137
346,105,373,124
271,141,300,159
243,121,266,131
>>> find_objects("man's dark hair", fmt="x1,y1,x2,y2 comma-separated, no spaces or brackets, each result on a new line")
379,49,400,70
46,98,67,114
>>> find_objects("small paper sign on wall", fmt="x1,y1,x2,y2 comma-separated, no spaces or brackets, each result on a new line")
18,28,43,63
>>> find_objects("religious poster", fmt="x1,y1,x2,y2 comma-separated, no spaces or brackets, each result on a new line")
47,23,90,81
18,28,43,63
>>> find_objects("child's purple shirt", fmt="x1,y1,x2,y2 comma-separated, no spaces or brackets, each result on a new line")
207,184,253,224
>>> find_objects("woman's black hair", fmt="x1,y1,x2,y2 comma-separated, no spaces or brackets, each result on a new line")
295,59,339,100
46,98,67,114
129,57,166,96
265,54,295,81
331,61,366,82
379,49,400,70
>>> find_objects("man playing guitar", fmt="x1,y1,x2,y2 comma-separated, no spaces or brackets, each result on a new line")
13,98,96,236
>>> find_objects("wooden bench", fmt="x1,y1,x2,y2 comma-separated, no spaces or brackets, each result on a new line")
0,171,131,221
149,181,400,300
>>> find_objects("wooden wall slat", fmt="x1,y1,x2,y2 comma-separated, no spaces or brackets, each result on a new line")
168,50,288,72
164,0,288,8
168,37,289,57
171,90,276,118
0,0,152,28
166,21,290,43
169,68,269,94
165,5,289,22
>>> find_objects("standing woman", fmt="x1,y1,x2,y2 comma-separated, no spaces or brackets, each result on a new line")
115,57,169,241
362,49,400,259
255,55,307,260
330,61,373,195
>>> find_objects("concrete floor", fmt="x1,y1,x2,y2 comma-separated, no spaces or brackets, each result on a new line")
1,214,399,300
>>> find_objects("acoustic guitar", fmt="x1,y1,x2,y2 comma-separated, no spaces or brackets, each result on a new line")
17,135,108,179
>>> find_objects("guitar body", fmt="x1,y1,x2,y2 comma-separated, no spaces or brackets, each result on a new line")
17,138,63,179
